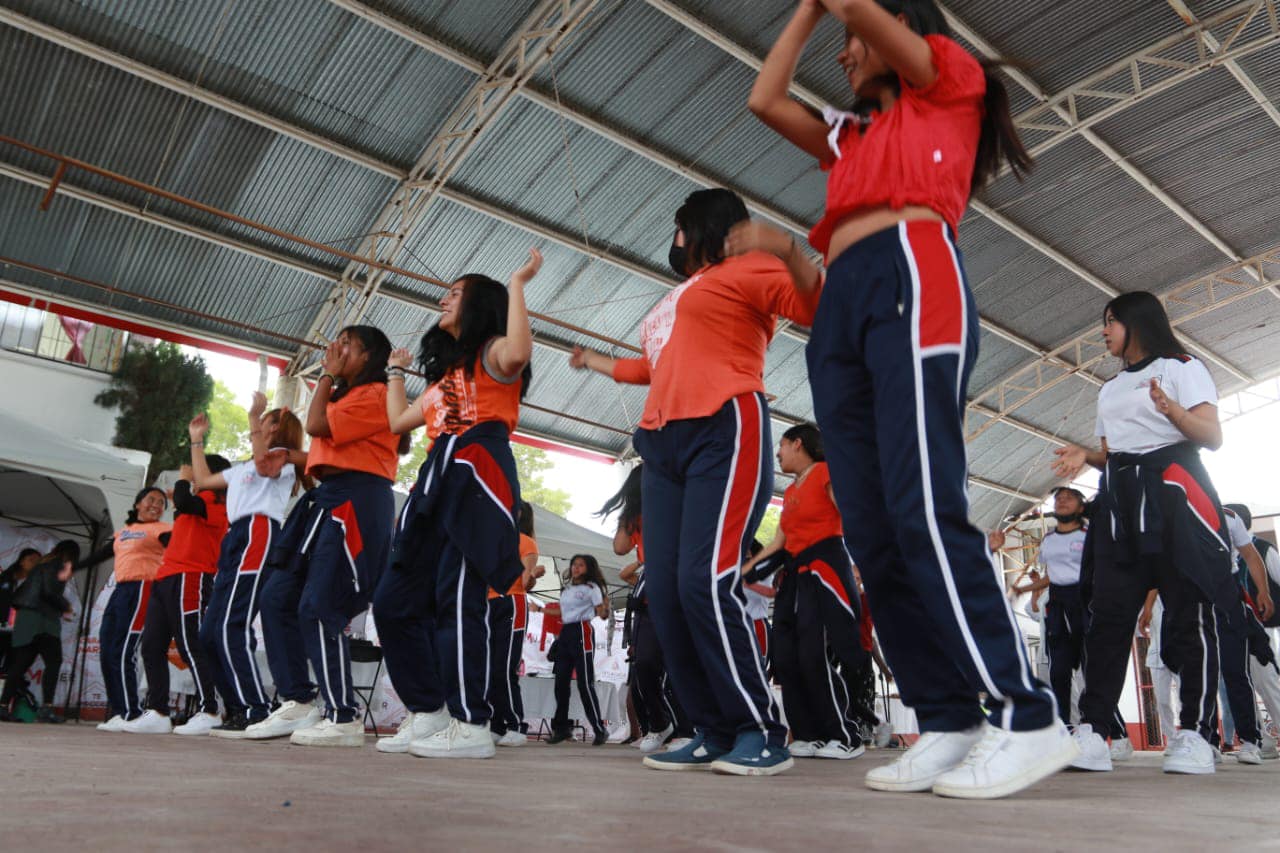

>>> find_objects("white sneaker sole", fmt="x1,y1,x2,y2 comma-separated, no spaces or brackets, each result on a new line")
173,726,215,736
642,756,715,772
210,728,252,739
290,732,365,747
932,740,1080,800
1068,753,1113,772
408,744,495,759
710,756,795,777
375,738,412,753
123,725,172,735
498,736,527,748
815,744,866,760
243,718,319,740
865,768,948,793
1163,758,1215,774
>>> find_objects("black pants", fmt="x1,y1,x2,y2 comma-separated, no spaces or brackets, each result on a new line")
1214,600,1261,746
1045,584,1085,727
843,656,880,735
140,572,219,715
629,610,694,736
0,633,61,706
486,594,526,735
552,621,604,734
1081,559,1218,741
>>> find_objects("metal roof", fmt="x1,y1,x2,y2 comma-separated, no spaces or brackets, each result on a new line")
2,0,1279,529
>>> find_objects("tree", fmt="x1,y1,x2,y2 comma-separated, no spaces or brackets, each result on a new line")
203,380,252,460
95,341,214,483
396,434,429,492
513,443,572,516
753,505,781,548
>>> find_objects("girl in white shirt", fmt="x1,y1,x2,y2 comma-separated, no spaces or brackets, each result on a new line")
548,554,609,745
1052,291,1235,775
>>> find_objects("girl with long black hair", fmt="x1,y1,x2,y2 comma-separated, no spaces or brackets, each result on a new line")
744,0,1066,797
374,250,539,759
1053,291,1236,775
0,540,80,723
571,187,821,775
96,487,172,731
548,554,611,745
259,324,403,748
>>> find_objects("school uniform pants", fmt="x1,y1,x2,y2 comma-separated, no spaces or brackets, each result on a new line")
1150,665,1180,742
141,571,219,715
98,579,152,721
633,391,787,749
486,593,527,734
629,609,671,734
551,620,604,734
1215,600,1261,746
1045,584,1085,728
806,221,1055,733
200,515,278,721
1081,559,1219,743
0,633,60,706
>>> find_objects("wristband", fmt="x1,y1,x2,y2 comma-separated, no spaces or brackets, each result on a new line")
191,441,204,448
319,372,337,385
386,366,406,377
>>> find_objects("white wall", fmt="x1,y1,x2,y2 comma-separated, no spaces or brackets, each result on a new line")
0,348,120,445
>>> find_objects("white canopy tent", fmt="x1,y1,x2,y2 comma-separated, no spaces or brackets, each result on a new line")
527,504,631,608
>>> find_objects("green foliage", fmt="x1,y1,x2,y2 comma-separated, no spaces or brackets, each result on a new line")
396,433,429,492
94,342,214,483
753,505,781,548
396,438,573,517
204,381,252,460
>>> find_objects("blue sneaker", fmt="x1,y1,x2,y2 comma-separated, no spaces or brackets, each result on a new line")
711,732,794,777
642,733,728,771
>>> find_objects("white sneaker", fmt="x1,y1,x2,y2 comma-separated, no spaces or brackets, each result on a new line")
1163,730,1215,775
498,730,527,747
244,700,323,740
1261,736,1278,760
638,723,674,754
788,740,820,758
1213,745,1224,765
815,740,866,760
289,719,365,748
1108,736,1134,761
1069,724,1113,772
122,710,173,734
865,725,985,792
873,722,894,749
933,721,1079,800
665,737,693,752
375,709,450,754
409,718,496,759
1236,740,1264,765
97,715,127,732
173,713,221,736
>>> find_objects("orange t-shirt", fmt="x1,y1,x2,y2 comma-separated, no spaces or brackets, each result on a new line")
306,382,400,481
779,462,843,554
420,347,521,442
490,534,539,599
611,252,821,429
156,492,228,578
629,521,644,564
112,521,173,582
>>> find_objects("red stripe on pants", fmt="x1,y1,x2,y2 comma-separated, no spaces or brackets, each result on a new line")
714,394,763,578
131,580,153,632
903,220,963,349
1162,463,1222,532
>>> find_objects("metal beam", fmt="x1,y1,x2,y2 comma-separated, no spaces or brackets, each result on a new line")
966,245,1280,443
1013,0,1280,157
969,476,1040,504
291,0,600,373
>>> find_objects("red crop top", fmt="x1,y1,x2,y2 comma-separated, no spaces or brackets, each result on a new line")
809,35,986,256
779,462,843,554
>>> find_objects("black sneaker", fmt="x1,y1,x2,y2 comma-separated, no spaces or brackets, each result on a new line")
548,726,573,744
592,729,608,746
210,712,252,739
36,707,65,724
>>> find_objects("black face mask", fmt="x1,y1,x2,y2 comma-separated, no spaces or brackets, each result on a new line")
1053,512,1083,525
668,242,687,278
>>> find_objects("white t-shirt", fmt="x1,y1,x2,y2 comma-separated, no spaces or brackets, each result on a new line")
1038,528,1086,586
560,582,603,624
1095,356,1217,454
225,460,296,524
1224,508,1252,560
1264,543,1280,587
1145,597,1166,669
744,586,770,620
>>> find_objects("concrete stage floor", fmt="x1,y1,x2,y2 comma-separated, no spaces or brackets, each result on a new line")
4,725,1279,851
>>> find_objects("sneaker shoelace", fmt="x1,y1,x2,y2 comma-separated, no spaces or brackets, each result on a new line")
960,728,1006,766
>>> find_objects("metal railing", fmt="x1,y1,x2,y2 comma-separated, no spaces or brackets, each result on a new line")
0,301,128,373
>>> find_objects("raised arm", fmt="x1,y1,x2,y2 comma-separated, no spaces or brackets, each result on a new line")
725,221,823,295
818,0,937,88
486,248,540,378
618,560,641,586
747,0,831,160
187,414,228,491
385,348,427,435
305,341,345,438
612,522,635,557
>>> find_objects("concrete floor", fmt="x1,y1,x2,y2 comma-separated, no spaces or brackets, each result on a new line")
4,725,1279,851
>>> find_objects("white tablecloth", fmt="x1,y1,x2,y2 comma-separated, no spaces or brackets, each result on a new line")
519,675,628,739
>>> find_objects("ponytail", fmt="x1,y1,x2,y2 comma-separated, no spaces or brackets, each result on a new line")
973,62,1033,189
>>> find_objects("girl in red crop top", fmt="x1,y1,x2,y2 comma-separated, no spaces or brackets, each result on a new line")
746,1,1067,798
374,249,539,759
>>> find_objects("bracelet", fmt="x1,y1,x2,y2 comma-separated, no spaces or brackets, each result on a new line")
387,374,405,382
319,372,337,385
386,366,405,377
191,441,204,448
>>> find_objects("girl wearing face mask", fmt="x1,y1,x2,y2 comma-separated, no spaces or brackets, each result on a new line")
569,188,822,776
259,325,403,748
95,487,173,731
745,0,1066,798
1053,291,1235,775
548,554,611,746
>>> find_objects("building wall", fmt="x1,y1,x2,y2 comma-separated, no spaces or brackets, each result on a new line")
0,348,120,444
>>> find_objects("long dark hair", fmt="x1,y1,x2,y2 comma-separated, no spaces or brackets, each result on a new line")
673,189,750,273
5,547,40,575
568,553,608,599
126,487,167,524
855,0,1032,188
48,539,81,568
419,275,532,399
518,500,535,538
333,325,392,401
782,423,825,462
597,464,643,535
1104,291,1185,362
